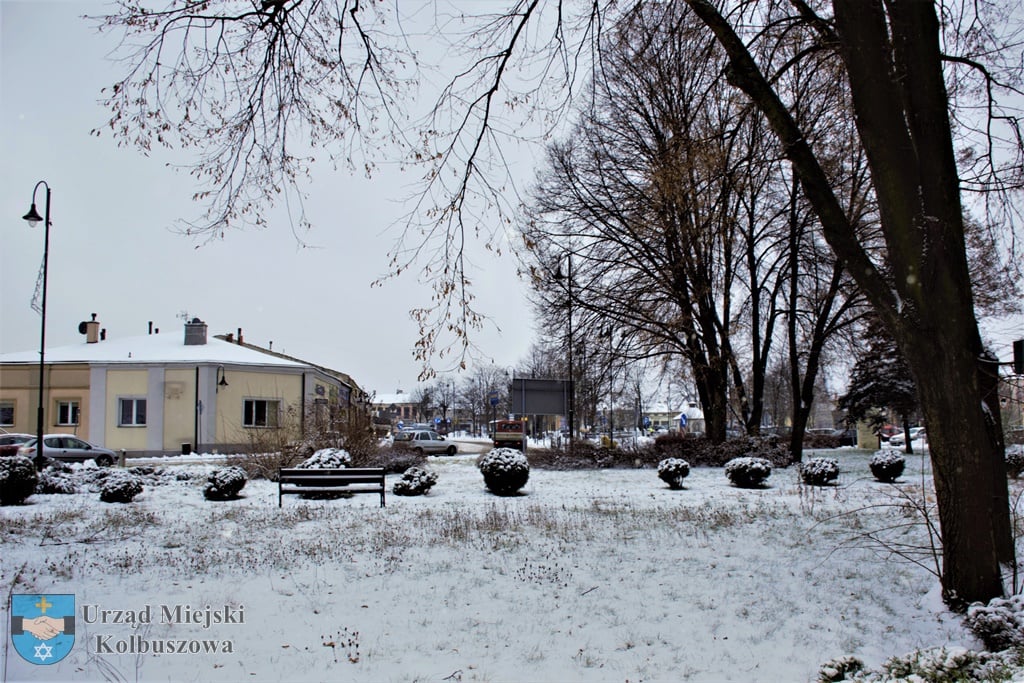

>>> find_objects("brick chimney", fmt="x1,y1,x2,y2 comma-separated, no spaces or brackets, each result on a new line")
184,318,208,346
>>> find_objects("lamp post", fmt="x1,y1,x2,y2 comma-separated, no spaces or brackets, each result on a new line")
553,253,575,450
22,181,51,468
603,326,614,445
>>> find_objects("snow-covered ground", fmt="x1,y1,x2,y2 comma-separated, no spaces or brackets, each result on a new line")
0,447,1012,682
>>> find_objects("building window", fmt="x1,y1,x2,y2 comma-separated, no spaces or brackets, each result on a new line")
56,400,80,426
119,398,147,426
243,399,280,428
0,401,13,427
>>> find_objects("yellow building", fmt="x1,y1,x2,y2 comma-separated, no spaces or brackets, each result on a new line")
0,317,362,456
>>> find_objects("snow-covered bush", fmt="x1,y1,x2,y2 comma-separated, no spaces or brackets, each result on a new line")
203,466,248,501
297,448,353,469
657,458,690,490
1005,445,1024,479
879,646,1013,681
966,594,1024,651
393,467,438,496
99,471,143,503
816,655,863,682
724,457,772,488
36,469,78,495
818,647,1018,681
478,448,530,496
0,456,38,505
869,451,905,483
800,457,839,486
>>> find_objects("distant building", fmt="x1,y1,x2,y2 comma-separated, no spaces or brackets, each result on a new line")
372,390,422,429
0,316,365,456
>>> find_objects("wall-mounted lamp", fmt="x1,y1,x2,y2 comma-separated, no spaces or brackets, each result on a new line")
216,366,229,391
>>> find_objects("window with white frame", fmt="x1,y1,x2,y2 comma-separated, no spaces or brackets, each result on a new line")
119,398,147,426
56,400,80,426
0,401,13,427
243,399,280,428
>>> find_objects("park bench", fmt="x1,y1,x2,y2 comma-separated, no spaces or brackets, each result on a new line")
278,467,386,507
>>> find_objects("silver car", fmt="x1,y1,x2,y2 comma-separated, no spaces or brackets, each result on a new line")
18,434,117,467
392,429,457,456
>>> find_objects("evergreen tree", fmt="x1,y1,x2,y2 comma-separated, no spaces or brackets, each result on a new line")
838,316,918,452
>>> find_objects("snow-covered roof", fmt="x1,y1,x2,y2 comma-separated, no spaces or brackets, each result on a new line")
0,333,308,369
374,391,417,405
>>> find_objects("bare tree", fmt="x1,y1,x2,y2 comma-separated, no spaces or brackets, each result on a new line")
682,0,1022,606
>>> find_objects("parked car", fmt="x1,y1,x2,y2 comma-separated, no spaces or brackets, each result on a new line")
18,434,117,466
888,427,925,447
878,424,901,441
832,428,858,447
392,429,457,456
0,432,35,457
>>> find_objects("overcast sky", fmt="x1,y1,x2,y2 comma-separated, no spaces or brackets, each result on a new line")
0,1,539,396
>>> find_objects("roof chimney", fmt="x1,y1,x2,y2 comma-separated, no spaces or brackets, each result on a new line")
83,313,100,343
148,321,153,335
184,317,208,346
237,328,244,344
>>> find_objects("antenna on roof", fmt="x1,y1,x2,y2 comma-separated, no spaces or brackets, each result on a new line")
177,310,190,322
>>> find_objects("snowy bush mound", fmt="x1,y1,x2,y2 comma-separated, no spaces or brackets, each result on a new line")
99,471,143,503
36,468,78,495
393,467,438,496
478,448,530,496
817,646,1018,682
966,594,1024,652
0,455,38,505
1005,445,1024,479
657,458,690,490
203,466,248,501
869,451,905,483
724,457,772,488
800,457,839,486
297,448,353,469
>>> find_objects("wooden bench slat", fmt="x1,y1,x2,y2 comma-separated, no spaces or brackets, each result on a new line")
278,467,386,507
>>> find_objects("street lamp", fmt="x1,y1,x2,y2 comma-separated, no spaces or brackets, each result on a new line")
603,326,614,445
553,253,575,449
22,181,52,467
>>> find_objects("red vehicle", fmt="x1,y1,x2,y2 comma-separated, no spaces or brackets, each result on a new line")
492,420,526,452
0,432,35,457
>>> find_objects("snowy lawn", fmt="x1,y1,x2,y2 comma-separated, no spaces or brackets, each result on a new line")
0,449,1002,682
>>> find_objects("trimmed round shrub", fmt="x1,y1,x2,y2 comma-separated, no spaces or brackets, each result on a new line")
1005,445,1024,479
203,466,248,501
393,467,438,496
965,594,1024,651
800,457,839,486
36,469,78,495
0,456,38,505
869,451,906,483
657,458,690,490
724,457,772,488
297,448,353,469
478,448,530,496
99,471,143,503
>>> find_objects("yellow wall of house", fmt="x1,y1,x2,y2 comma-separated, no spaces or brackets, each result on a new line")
106,369,150,451
0,365,92,441
216,370,302,447
162,368,196,452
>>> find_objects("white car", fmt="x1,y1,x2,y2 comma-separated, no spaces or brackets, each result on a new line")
18,434,117,466
889,427,925,447
392,429,458,456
